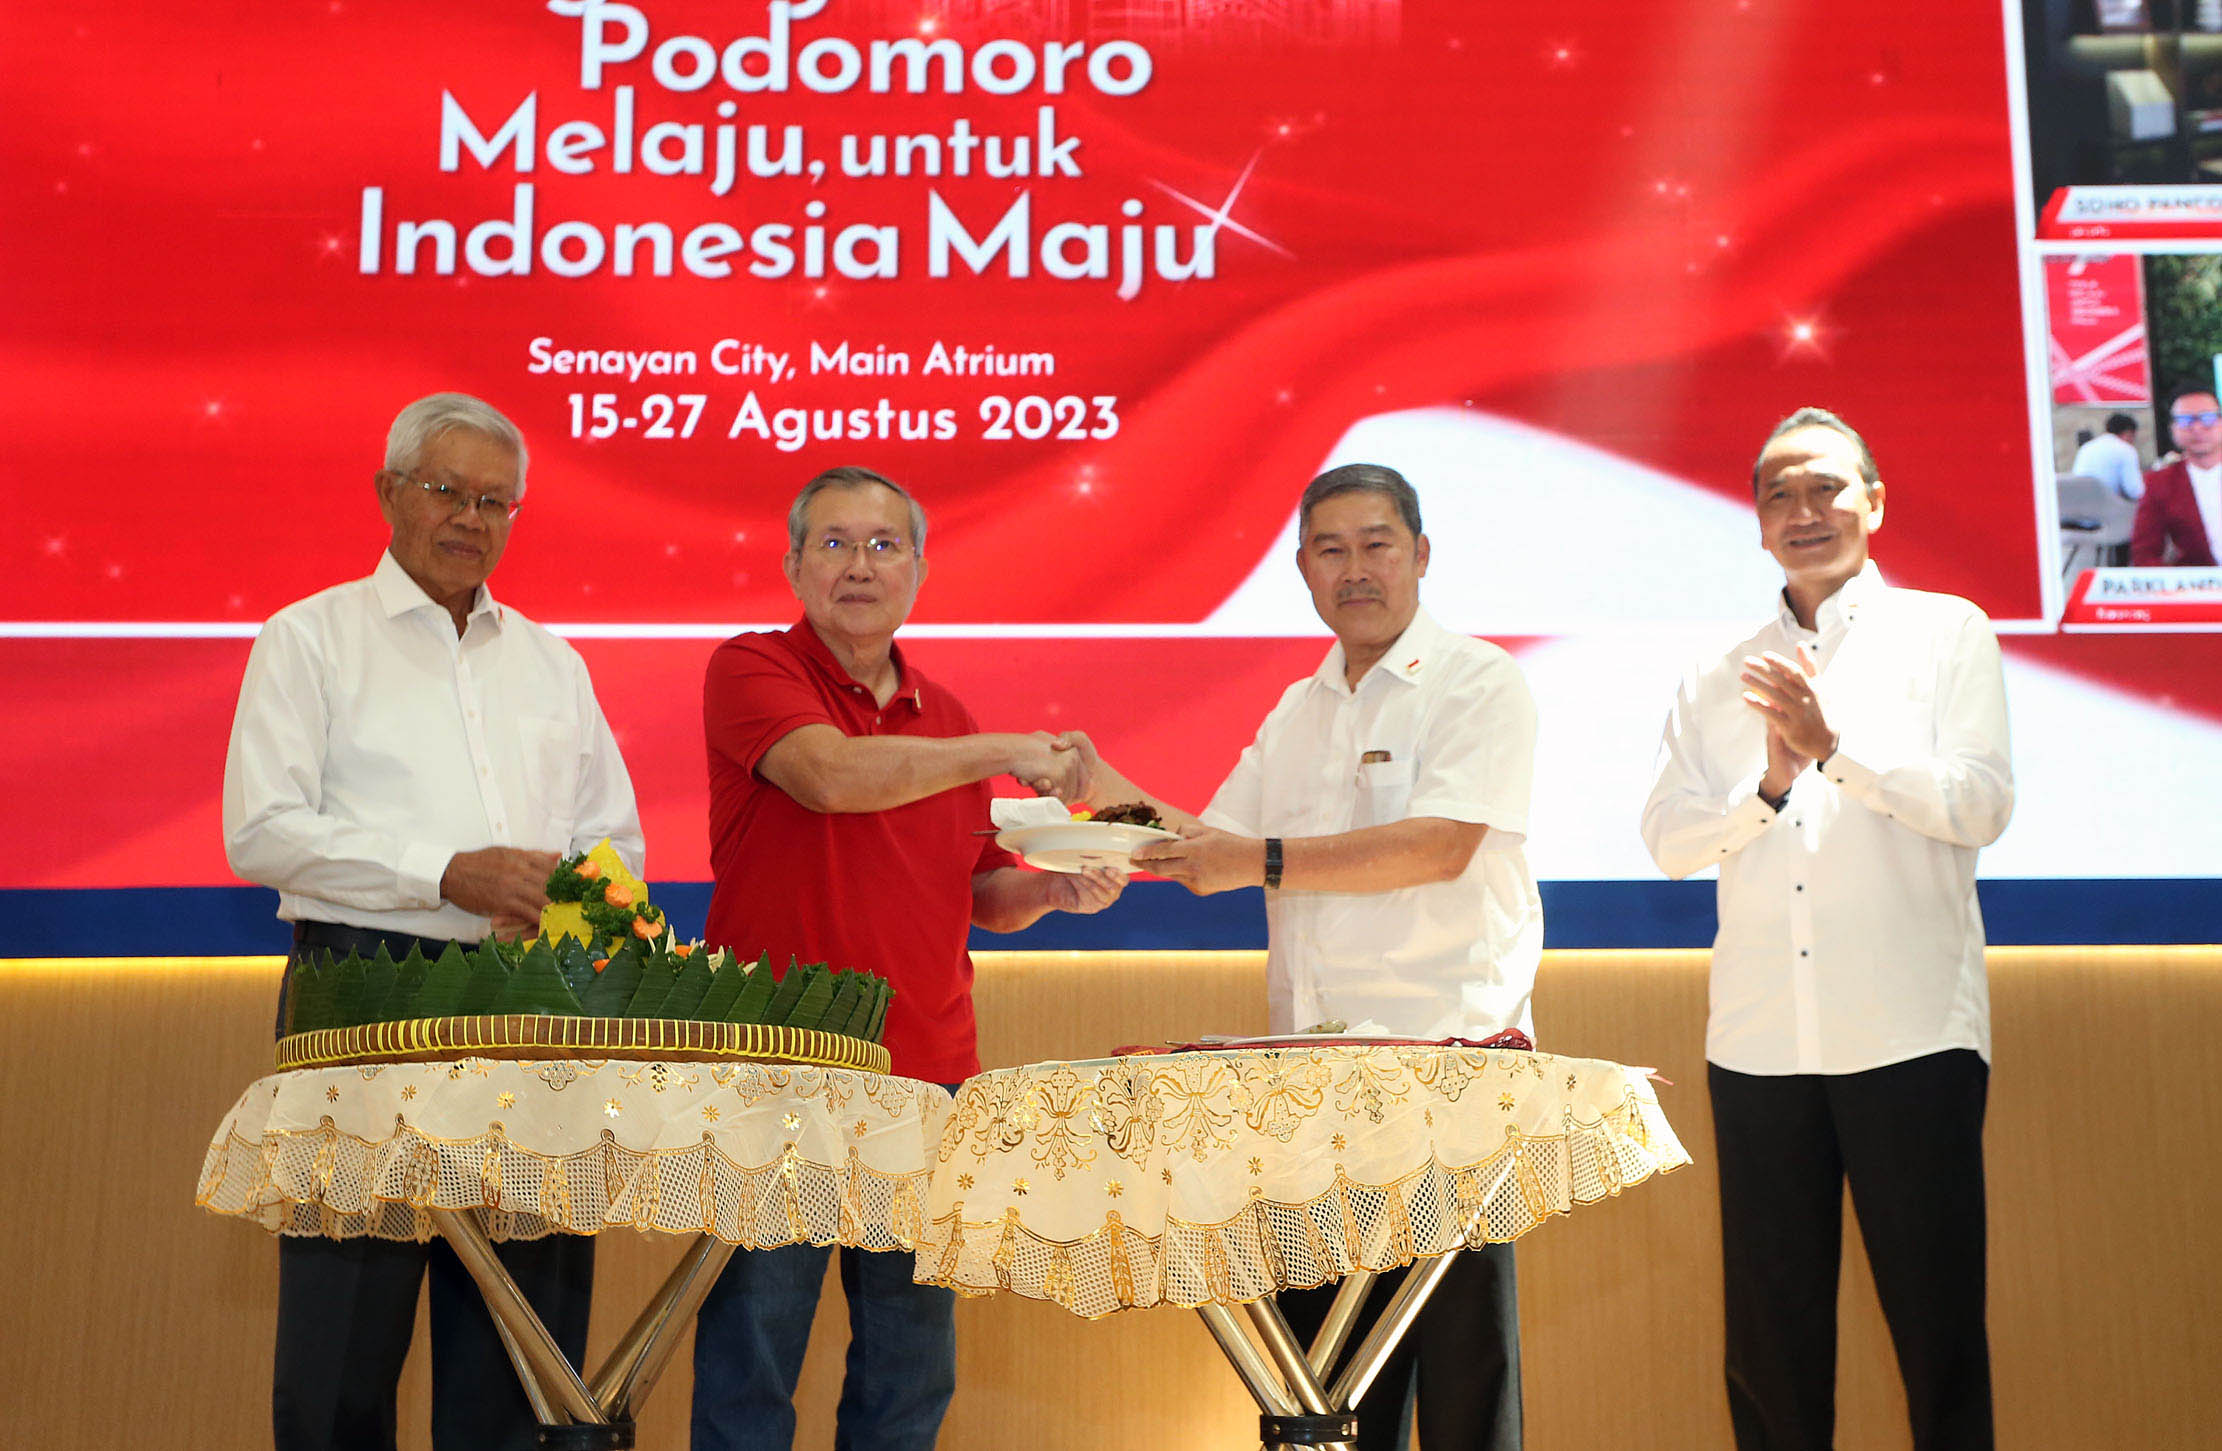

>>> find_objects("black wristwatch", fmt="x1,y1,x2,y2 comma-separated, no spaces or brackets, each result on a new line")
1263,837,1283,890
1758,783,1791,814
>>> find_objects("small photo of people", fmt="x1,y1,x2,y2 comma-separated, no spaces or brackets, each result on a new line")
2043,252,2222,590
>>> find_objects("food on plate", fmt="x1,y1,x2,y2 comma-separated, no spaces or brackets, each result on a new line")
1088,802,1165,829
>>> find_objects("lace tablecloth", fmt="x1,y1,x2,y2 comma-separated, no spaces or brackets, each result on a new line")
917,1045,1689,1318
198,1059,949,1249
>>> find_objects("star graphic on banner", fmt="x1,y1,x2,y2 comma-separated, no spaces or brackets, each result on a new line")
1779,313,1835,362
1263,111,1326,143
1142,150,1292,302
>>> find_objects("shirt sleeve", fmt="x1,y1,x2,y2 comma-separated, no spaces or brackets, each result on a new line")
564,645,646,874
1406,652,1537,843
1639,663,1780,880
221,611,450,911
704,636,838,777
1819,606,2014,849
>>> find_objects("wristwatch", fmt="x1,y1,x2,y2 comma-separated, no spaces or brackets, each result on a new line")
1263,837,1283,890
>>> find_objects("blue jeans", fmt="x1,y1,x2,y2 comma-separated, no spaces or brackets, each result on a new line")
691,1239,958,1451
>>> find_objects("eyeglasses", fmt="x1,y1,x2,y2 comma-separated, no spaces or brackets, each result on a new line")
809,533,912,561
398,476,522,523
2171,410,2222,427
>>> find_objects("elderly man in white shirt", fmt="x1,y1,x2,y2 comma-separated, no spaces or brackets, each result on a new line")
1642,407,2012,1451
223,392,642,1451
1066,463,1538,1451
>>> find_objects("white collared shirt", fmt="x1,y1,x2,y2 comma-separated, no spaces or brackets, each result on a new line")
2070,431,2144,500
2190,461,2222,561
1203,610,1543,1040
222,551,644,941
1640,566,2013,1075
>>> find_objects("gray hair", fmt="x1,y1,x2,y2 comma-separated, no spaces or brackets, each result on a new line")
384,393,530,496
786,466,929,555
1298,463,1423,540
1751,406,1876,496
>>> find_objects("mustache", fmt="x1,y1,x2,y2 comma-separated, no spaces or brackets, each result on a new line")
1336,588,1384,603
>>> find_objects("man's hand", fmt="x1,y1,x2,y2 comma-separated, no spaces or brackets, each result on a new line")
1043,864,1127,915
1049,730,1110,804
1759,724,1811,802
1130,822,1264,896
441,846,559,922
489,913,538,943
1740,645,1837,765
1012,731,1089,802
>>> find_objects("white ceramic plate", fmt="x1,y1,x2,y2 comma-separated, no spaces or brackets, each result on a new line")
996,821,1177,873
1201,1033,1445,1048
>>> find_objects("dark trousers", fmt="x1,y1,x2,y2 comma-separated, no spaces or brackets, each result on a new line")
1276,1243,1522,1451
1709,1051,1993,1451
273,921,596,1451
274,1232,595,1451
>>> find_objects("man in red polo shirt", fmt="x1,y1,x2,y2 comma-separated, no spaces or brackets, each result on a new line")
692,464,1123,1451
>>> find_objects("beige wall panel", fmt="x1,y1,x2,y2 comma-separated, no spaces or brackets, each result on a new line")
4,948,2218,1450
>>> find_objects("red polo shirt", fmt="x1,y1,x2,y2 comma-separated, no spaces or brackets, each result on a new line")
703,621,1016,1083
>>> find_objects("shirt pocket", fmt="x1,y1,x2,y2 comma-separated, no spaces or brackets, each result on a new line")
1354,758,1415,829
516,716,583,844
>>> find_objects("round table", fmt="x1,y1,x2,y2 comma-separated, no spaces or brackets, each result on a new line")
916,1042,1690,1449
199,1058,948,1449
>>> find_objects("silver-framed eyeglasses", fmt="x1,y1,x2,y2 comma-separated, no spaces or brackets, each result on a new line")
399,475,523,523
810,533,912,561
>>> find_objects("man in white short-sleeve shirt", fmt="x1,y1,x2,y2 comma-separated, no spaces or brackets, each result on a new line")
223,392,642,1451
1069,463,1536,1451
2068,413,2142,500
1641,407,2011,1451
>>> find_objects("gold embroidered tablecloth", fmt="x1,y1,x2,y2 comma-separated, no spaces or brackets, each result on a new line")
917,1045,1689,1318
198,1060,949,1250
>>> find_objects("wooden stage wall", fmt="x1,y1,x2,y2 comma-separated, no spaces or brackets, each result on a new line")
3,948,2217,1449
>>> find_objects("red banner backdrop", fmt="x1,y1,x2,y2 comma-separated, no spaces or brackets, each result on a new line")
6,0,2217,897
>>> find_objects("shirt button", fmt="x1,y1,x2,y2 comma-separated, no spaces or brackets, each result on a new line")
1795,884,1804,891
1800,949,1810,957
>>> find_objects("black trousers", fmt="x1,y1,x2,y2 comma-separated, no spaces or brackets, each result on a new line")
273,921,596,1451
1709,1051,1993,1451
275,1232,595,1451
1275,1242,1522,1451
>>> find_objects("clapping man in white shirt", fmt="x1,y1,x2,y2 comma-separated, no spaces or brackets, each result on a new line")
1062,463,1540,1451
223,393,643,1451
1642,408,2012,1451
